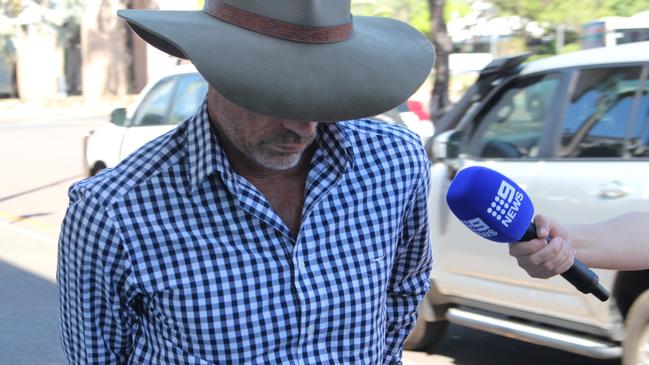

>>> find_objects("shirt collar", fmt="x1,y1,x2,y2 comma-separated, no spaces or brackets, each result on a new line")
314,122,355,172
185,99,355,193
185,100,235,193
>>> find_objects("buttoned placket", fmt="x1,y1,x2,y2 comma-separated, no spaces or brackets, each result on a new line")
293,141,350,361
210,121,352,363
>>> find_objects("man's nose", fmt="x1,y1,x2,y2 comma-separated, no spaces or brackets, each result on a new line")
280,120,317,138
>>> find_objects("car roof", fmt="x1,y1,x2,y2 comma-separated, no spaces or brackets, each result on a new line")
521,41,649,75
125,63,201,119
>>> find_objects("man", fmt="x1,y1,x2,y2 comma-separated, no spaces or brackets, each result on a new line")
57,0,435,364
510,213,649,278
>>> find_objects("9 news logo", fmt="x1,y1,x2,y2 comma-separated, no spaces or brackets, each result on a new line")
488,180,525,227
461,217,498,238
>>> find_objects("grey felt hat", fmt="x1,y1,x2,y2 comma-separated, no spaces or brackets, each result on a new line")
118,0,435,121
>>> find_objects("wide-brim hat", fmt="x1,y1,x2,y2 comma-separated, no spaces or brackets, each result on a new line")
118,0,435,122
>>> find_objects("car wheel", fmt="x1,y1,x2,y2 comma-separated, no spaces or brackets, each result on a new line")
623,289,649,365
404,316,448,352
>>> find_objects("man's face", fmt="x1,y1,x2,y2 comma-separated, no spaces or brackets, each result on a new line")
207,87,318,171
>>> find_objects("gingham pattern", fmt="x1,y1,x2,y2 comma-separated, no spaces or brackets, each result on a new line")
58,101,432,365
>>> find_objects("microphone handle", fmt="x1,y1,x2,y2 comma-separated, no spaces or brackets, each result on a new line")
520,223,610,302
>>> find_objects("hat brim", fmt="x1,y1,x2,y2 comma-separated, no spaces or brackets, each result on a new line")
118,10,435,121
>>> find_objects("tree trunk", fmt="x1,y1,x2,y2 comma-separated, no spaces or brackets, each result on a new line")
427,0,452,121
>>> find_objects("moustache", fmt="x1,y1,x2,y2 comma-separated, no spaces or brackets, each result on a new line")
267,131,316,145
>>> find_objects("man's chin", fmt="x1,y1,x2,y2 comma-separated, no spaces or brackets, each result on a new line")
253,152,302,171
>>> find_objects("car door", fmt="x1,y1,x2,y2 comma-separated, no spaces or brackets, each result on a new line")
431,66,649,327
119,73,207,161
431,63,649,329
430,71,568,316
119,75,179,160
524,64,649,327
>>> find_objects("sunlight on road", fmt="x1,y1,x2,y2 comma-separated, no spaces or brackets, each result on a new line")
0,218,58,283
403,350,454,365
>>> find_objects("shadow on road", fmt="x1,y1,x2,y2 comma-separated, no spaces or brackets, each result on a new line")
0,259,66,365
0,175,82,203
10,212,53,224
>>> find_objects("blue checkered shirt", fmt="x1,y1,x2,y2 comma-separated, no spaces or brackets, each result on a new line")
58,101,432,364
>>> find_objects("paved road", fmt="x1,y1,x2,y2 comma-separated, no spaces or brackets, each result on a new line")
0,110,622,364
0,114,104,364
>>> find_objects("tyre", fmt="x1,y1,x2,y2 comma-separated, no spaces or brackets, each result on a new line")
403,316,448,352
623,289,649,365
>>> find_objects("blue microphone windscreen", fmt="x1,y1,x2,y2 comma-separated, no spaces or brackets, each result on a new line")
446,166,535,243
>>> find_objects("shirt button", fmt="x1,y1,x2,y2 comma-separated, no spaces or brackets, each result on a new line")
307,325,315,336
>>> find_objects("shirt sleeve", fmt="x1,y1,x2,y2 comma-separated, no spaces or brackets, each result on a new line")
383,159,433,365
57,189,137,364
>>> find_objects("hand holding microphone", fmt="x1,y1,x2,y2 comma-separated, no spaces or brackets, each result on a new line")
508,214,574,279
445,166,610,302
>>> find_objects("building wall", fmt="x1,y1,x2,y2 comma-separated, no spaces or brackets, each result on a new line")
13,24,64,102
6,0,198,101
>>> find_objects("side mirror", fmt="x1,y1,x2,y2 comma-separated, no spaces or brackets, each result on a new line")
431,129,462,160
110,108,127,126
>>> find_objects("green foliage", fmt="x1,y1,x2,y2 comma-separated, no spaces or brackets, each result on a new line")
490,0,545,19
351,0,470,36
558,42,581,54
446,0,471,20
0,0,86,54
526,54,551,62
352,0,429,33
0,0,25,17
526,41,580,62
603,0,649,17
492,0,649,30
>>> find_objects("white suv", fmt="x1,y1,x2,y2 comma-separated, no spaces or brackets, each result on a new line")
408,41,649,365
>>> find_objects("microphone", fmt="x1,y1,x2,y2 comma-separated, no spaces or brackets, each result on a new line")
445,166,609,302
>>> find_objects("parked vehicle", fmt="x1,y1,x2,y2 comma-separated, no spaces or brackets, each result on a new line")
83,63,206,176
408,41,649,365
83,64,433,176
377,99,434,147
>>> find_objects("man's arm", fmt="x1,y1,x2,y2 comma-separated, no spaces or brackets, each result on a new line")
384,161,432,365
58,190,137,364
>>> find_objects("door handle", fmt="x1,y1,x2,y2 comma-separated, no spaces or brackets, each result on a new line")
598,181,631,199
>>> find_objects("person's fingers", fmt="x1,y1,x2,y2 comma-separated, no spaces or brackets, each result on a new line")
529,237,572,278
514,255,546,278
509,239,546,257
553,244,576,275
510,237,573,278
533,214,570,244
533,214,551,238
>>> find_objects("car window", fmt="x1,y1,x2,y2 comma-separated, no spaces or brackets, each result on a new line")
559,66,643,158
131,77,177,127
169,74,209,125
629,75,649,157
469,74,560,159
